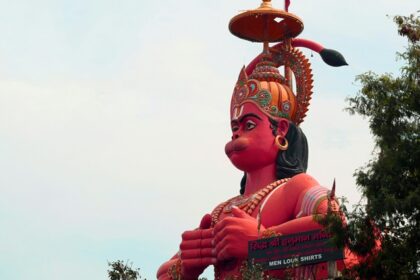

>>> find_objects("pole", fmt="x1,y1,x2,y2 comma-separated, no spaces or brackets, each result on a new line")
328,261,338,279
284,39,293,89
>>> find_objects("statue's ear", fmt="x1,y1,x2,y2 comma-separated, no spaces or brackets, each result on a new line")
276,118,290,138
236,66,248,87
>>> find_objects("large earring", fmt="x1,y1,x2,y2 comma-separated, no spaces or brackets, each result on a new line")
275,135,288,151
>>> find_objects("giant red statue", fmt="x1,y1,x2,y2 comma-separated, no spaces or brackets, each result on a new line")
157,1,355,279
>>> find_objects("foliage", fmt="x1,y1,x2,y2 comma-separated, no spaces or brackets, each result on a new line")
107,260,143,280
223,259,302,280
321,12,420,279
238,260,271,280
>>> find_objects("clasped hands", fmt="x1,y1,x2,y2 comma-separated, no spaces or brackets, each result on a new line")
179,206,265,277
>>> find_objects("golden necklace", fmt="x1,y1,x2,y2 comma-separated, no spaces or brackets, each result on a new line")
211,178,290,226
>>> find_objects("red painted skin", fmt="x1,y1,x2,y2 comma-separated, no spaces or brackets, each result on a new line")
157,103,357,279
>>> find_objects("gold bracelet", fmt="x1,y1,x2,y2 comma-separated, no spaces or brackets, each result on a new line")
168,259,182,280
261,228,281,238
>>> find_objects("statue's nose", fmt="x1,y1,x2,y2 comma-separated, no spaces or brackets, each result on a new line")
231,133,240,140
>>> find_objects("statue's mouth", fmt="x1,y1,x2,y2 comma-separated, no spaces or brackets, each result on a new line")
225,138,249,157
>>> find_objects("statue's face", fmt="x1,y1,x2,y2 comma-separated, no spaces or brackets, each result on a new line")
225,103,289,172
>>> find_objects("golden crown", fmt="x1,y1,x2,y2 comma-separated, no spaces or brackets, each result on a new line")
229,0,313,125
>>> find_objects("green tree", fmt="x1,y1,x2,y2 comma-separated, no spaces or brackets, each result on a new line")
107,260,143,280
323,13,419,279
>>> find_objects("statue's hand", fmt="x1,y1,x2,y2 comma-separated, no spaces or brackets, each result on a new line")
213,206,265,261
179,214,215,279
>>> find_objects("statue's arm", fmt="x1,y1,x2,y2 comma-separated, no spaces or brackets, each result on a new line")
157,255,178,280
211,198,334,262
157,253,213,280
156,214,215,280
266,215,324,235
265,185,336,235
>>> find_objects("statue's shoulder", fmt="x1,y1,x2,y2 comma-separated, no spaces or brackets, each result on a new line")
284,173,320,192
261,174,320,214
287,173,333,218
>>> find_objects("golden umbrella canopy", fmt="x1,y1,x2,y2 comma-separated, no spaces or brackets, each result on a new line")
229,0,303,43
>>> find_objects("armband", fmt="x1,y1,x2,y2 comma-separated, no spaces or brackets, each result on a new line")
296,185,328,218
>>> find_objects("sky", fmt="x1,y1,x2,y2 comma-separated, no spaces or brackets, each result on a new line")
0,0,418,279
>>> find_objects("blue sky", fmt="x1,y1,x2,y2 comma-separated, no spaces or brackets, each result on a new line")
0,0,418,279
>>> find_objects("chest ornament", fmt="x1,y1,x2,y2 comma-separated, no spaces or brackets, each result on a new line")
211,178,290,227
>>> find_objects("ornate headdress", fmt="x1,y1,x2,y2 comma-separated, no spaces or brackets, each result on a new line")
231,48,312,125
229,0,346,125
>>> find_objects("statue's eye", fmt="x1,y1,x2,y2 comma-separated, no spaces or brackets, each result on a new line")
245,120,256,130
231,125,239,132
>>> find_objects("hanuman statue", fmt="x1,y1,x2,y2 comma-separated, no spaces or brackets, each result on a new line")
157,1,355,279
